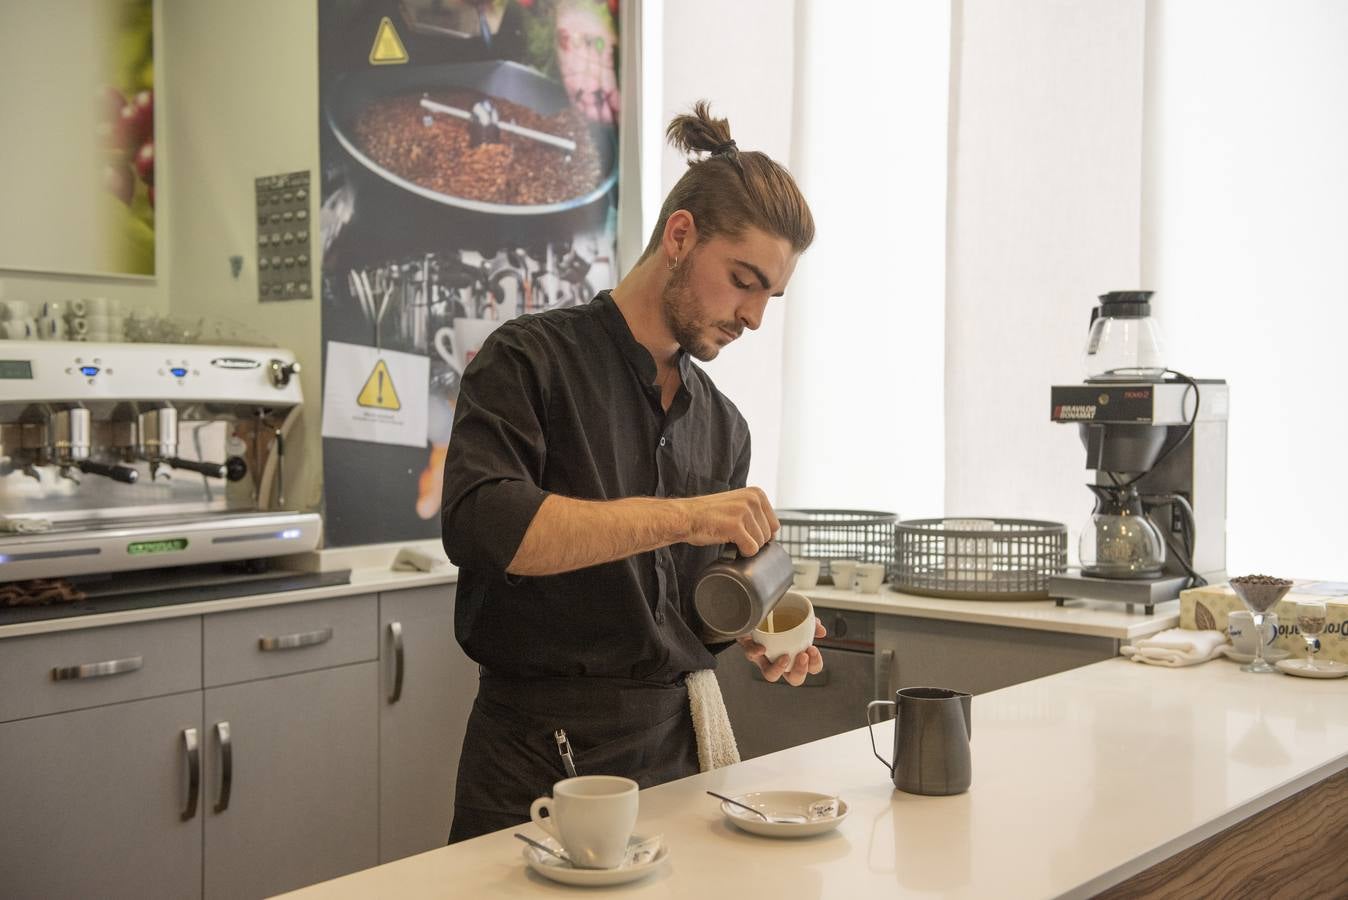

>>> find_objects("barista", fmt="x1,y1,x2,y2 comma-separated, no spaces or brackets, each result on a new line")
441,102,822,841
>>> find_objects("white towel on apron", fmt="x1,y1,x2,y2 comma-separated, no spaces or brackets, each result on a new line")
686,669,741,771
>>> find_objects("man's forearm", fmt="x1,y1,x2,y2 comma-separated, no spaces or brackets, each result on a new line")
506,494,692,576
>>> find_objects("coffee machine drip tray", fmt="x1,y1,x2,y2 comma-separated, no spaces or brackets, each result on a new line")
0,562,352,628
1050,571,1190,615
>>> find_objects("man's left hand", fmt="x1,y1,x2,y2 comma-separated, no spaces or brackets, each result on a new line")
737,620,826,687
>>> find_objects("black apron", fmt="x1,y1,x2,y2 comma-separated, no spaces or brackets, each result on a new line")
447,671,700,843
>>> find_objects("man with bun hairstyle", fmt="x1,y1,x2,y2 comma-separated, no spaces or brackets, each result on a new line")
441,101,818,841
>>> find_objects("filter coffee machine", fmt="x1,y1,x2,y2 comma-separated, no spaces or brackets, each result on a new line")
1,341,321,587
1049,377,1229,613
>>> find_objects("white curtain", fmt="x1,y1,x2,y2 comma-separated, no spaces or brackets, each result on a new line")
777,0,951,519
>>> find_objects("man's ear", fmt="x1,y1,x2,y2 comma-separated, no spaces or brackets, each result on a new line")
663,210,698,259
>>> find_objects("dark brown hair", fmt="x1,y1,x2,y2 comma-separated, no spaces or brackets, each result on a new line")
638,101,815,261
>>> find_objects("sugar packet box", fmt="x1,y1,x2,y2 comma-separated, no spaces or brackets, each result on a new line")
1180,579,1348,663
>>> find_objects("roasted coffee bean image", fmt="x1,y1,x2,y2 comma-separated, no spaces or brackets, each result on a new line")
352,89,604,206
1229,574,1293,586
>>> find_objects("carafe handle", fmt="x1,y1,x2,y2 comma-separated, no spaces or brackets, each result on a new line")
866,700,896,773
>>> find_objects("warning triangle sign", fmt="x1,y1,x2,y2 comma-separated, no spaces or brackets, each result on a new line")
369,17,408,66
357,359,401,410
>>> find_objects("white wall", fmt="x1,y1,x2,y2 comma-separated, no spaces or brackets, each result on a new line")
658,0,795,501
946,0,1146,546
1142,0,1348,576
161,0,323,513
777,0,950,519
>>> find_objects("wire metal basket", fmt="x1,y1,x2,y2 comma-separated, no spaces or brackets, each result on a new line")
775,509,898,584
893,518,1067,600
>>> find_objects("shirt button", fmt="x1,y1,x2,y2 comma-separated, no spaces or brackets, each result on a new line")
658,436,667,447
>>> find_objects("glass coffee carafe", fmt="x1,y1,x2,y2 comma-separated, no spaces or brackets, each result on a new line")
1079,484,1165,579
1084,290,1166,382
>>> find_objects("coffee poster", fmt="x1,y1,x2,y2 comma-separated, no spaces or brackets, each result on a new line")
318,0,621,547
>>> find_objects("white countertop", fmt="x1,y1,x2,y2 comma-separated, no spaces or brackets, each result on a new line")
800,585,1178,640
281,656,1348,900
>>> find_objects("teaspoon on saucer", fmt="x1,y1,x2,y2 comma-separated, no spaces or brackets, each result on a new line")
706,790,807,824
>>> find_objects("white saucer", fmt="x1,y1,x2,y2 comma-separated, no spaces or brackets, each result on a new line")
1222,646,1291,664
1276,658,1348,679
720,791,848,838
522,834,669,887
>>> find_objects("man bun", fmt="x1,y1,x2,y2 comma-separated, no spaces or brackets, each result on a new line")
665,100,735,158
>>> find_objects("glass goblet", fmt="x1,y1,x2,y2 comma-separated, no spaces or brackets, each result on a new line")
1228,577,1293,674
1295,599,1328,671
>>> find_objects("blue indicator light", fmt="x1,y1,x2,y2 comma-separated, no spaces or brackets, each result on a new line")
281,529,302,539
80,366,99,376
170,367,188,378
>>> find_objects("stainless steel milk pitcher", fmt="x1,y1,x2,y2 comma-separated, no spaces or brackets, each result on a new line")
693,541,794,641
866,687,972,795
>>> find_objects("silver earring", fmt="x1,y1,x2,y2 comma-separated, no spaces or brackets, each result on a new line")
667,256,679,271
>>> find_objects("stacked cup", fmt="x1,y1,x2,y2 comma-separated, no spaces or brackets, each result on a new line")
0,299,38,340
69,297,126,343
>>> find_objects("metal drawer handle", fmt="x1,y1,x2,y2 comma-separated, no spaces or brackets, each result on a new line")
258,626,332,651
214,721,232,814
388,621,404,704
182,727,200,821
51,655,144,681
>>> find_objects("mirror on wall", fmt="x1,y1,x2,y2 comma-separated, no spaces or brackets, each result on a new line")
0,0,156,277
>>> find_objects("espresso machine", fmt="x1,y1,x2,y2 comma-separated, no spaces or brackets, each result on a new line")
0,341,322,590
1048,292,1229,613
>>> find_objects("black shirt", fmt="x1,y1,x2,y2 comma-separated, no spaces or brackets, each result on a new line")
440,292,750,684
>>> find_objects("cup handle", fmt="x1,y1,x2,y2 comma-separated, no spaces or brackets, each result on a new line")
866,700,896,772
529,797,560,843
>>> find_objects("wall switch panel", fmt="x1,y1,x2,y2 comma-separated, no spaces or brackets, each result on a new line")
254,171,312,301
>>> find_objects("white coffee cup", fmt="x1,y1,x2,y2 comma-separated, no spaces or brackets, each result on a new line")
1228,610,1278,656
1,300,32,321
37,316,65,340
435,316,504,374
792,558,821,589
530,775,638,869
752,591,817,663
854,562,886,593
829,560,858,590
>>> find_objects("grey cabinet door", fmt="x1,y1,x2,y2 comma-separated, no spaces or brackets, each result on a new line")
203,662,378,900
0,691,203,900
874,615,1118,698
378,584,475,862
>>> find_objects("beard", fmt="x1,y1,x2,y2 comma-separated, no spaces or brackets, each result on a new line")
660,253,741,362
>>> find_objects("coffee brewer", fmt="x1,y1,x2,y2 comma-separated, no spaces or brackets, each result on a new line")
1049,293,1228,613
0,341,320,584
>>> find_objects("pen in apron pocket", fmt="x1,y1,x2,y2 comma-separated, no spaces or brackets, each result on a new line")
554,728,578,778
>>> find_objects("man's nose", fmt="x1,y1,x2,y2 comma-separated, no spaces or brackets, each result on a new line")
738,294,770,331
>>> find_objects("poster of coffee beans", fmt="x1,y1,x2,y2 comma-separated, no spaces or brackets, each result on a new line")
318,0,621,547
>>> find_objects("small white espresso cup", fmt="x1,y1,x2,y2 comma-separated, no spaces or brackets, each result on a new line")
753,591,817,663
829,560,858,590
854,562,886,593
1228,610,1278,656
791,558,821,589
530,775,638,869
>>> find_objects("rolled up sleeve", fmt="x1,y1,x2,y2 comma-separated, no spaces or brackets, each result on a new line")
440,324,551,572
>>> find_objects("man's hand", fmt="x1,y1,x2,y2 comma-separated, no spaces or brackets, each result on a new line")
737,620,827,687
678,486,779,556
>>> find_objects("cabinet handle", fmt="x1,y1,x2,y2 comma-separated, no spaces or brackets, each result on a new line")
258,626,332,651
51,655,143,681
388,621,405,704
877,649,895,701
214,721,232,814
181,727,200,821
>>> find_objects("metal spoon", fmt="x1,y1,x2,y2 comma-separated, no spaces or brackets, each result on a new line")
514,833,570,864
705,791,807,824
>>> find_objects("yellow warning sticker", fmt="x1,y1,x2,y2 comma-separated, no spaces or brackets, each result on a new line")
369,16,408,66
357,359,401,410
